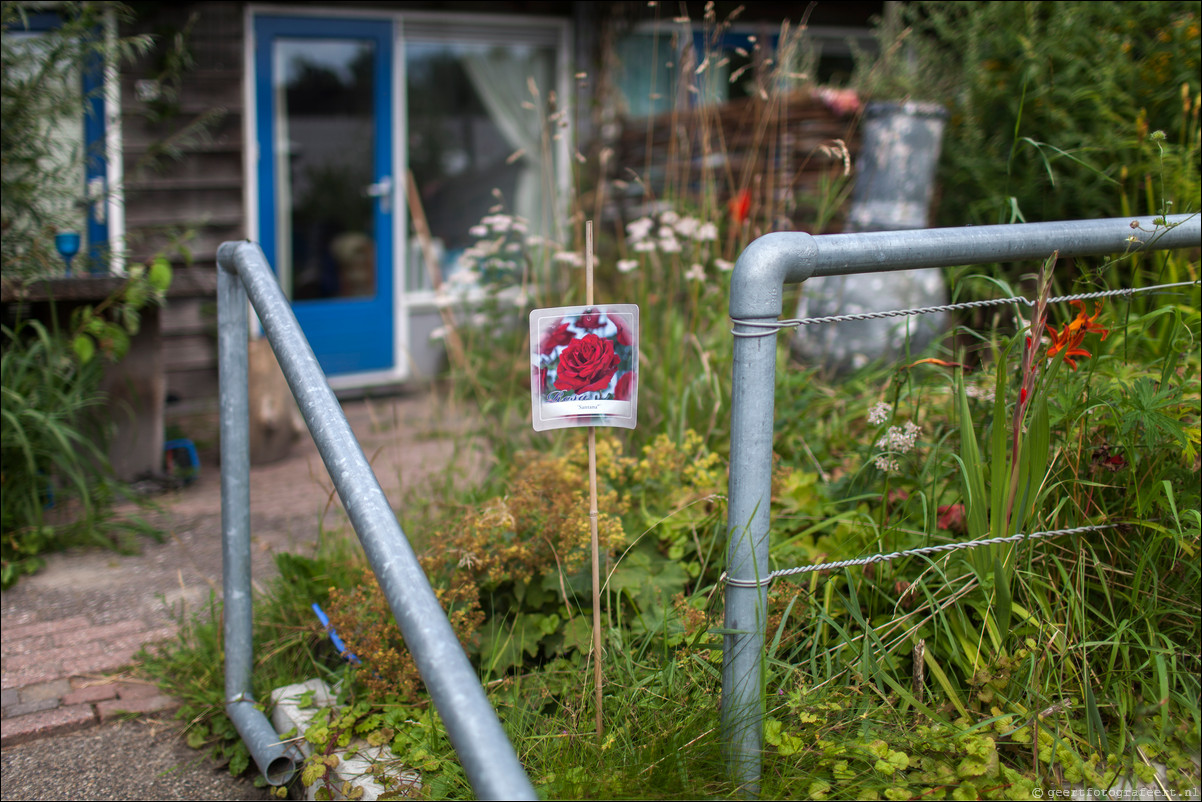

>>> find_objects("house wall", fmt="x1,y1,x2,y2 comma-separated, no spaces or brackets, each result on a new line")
120,1,246,411
117,1,876,411
120,1,583,411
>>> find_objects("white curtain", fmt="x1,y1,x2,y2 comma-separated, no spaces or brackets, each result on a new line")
462,47,553,233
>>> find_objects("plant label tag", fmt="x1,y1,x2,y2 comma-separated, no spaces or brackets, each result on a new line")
529,305,639,431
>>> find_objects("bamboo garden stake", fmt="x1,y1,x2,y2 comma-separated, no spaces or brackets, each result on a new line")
585,221,604,741
528,219,639,742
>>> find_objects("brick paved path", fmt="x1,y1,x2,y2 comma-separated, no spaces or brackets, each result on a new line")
1,617,178,746
0,390,480,754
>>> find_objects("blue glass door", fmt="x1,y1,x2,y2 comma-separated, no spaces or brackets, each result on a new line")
254,16,394,376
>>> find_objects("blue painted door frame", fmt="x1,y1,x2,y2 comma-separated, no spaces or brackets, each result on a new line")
253,15,395,377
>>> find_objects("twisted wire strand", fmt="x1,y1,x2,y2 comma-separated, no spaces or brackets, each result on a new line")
766,523,1115,580
731,280,1200,338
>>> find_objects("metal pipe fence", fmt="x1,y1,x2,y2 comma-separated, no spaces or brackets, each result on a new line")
722,214,1201,796
216,241,536,799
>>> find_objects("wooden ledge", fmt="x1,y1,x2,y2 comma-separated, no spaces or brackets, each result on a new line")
1,268,219,304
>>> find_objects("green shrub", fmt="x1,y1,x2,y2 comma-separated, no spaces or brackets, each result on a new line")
1,317,108,584
322,430,725,699
768,255,1200,762
1,259,172,587
856,1,1201,226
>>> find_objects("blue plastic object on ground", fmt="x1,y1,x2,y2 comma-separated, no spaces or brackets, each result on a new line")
311,602,361,664
164,438,200,483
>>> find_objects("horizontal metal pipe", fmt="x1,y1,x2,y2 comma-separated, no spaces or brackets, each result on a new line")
216,241,535,800
731,214,1200,319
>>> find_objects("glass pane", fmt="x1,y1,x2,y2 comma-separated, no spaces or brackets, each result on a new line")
614,33,679,119
405,41,555,291
5,31,89,264
274,39,376,300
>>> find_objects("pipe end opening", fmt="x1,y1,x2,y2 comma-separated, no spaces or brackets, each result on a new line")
264,755,297,787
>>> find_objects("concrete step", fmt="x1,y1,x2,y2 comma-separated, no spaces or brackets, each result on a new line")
270,679,421,801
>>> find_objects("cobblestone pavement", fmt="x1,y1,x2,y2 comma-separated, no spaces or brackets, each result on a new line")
1,389,483,799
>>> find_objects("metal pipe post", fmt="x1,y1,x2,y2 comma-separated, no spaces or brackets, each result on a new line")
218,257,299,785
722,232,821,795
721,315,779,797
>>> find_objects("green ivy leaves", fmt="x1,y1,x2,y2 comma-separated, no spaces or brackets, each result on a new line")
69,256,173,365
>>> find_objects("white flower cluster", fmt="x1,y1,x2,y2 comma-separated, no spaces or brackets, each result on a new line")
867,402,892,425
965,381,996,403
873,420,921,473
456,213,534,279
622,210,721,280
620,210,721,284
874,455,900,473
455,205,729,293
627,210,718,253
875,421,921,453
467,213,527,239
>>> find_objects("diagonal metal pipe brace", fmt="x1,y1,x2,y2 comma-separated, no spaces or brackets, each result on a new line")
722,215,1200,796
217,241,536,799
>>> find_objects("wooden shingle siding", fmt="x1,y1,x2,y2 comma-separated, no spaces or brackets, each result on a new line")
160,289,218,410
120,7,245,266
119,2,245,411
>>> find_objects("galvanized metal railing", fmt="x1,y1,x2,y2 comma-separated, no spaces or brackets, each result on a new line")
721,214,1201,795
216,241,536,799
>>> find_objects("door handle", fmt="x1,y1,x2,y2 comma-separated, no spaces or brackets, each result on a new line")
88,176,106,224
365,176,393,213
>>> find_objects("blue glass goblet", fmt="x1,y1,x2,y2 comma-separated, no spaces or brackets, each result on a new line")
55,231,82,276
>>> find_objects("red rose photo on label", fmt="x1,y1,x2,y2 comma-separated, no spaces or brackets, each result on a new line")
538,319,574,355
529,304,639,431
554,334,621,393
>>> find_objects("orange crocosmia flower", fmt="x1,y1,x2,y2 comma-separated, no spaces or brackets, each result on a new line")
729,189,752,225
1045,300,1109,370
904,357,971,371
